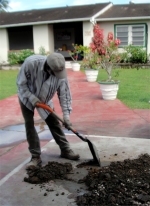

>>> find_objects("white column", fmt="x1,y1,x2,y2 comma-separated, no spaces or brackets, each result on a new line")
48,24,54,53
147,21,150,61
83,22,93,46
33,24,54,54
0,29,9,64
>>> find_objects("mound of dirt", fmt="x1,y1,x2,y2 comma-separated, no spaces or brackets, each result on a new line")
24,154,150,205
76,154,150,206
24,161,72,184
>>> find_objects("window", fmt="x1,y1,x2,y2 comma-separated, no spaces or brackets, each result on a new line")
8,26,33,50
115,24,146,47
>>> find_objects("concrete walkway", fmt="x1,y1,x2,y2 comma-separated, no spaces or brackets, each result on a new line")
0,69,150,205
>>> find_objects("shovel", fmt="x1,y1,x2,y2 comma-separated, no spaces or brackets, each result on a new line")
36,103,101,166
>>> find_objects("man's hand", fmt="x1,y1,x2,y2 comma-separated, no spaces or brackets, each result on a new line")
63,116,72,130
33,98,42,107
35,100,42,107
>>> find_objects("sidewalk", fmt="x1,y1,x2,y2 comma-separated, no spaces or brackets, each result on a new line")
0,69,150,205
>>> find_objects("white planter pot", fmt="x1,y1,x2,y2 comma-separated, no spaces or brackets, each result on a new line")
71,62,80,71
85,70,98,82
99,81,120,100
65,61,72,69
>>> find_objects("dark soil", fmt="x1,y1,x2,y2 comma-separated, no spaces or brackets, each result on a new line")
77,153,150,206
24,154,150,205
24,161,73,184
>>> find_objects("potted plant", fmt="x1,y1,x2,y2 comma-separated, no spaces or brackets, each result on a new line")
80,47,101,82
90,24,121,100
68,43,83,71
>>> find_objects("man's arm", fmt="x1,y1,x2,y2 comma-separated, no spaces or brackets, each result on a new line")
16,61,41,106
57,79,72,128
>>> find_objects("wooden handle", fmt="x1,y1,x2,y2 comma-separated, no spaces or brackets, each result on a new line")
36,103,88,142
36,103,77,133
36,103,64,122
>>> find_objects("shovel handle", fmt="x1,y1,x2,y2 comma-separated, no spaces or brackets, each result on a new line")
36,103,100,166
36,103,64,123
36,103,77,133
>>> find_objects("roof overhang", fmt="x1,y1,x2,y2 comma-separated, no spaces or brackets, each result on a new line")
1,12,149,28
90,3,113,24
0,17,91,28
96,16,150,22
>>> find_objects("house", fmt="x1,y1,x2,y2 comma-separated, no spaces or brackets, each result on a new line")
0,2,150,63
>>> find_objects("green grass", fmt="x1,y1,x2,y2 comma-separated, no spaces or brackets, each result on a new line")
0,68,150,109
97,68,150,109
0,70,19,100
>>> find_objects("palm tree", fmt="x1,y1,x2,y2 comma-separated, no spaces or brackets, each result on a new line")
0,0,10,12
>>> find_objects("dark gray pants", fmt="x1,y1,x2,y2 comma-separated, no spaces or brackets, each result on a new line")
19,99,70,157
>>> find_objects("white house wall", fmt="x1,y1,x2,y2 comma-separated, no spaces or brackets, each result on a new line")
98,20,150,56
0,19,150,63
0,29,9,64
147,20,150,59
83,22,93,46
48,24,54,54
97,22,114,41
33,24,54,54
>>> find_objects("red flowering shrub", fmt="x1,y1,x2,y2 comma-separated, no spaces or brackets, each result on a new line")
90,24,121,81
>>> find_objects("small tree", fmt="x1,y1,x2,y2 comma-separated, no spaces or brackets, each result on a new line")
90,24,121,81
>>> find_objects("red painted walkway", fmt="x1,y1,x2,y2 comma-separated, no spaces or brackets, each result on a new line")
0,68,150,177
0,69,149,138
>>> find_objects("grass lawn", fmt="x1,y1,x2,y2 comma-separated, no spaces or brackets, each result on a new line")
0,70,19,100
97,68,150,109
0,68,150,109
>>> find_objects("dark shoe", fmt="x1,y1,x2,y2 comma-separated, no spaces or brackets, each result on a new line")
26,157,42,170
61,149,80,160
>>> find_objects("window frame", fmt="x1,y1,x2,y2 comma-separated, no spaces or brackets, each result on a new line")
114,23,147,48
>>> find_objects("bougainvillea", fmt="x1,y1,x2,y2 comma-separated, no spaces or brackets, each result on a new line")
90,24,121,81
90,24,120,57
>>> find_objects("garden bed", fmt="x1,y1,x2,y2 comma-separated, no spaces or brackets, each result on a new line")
115,63,150,69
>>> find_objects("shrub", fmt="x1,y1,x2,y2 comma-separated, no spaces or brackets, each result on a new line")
38,46,50,56
8,51,19,65
120,45,148,63
18,49,35,63
8,49,35,65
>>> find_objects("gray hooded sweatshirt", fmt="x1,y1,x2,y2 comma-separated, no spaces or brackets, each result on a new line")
16,55,72,120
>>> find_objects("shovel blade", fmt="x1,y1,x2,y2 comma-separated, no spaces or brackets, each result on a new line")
87,139,101,166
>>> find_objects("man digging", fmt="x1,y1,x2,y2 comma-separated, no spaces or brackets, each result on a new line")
17,53,80,169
